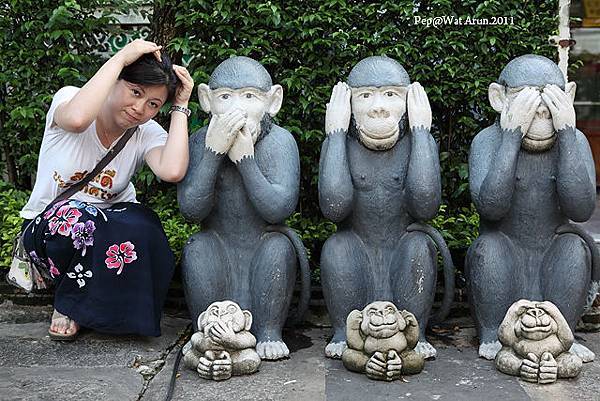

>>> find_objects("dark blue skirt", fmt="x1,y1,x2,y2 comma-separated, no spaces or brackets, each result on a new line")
22,199,175,336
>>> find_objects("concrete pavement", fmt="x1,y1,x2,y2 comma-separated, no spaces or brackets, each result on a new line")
1,301,600,401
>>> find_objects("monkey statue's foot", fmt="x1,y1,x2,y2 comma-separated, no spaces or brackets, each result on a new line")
256,340,290,360
325,340,347,359
414,341,437,359
479,341,502,360
570,342,595,363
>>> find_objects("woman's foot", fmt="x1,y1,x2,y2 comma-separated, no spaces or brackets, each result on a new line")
48,310,79,341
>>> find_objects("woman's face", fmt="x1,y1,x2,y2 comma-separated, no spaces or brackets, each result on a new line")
107,80,169,129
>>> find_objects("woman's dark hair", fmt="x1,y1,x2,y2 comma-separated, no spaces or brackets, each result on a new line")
118,52,178,102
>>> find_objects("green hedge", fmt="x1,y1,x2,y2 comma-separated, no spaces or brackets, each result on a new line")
1,1,561,273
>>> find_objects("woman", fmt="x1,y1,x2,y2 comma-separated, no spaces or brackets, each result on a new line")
19,39,194,340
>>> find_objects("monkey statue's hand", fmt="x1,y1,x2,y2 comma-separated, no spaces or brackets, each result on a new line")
197,354,214,380
208,320,238,348
228,124,254,163
365,351,388,380
204,350,232,381
407,82,432,131
541,84,576,132
500,87,541,138
386,350,403,381
205,110,246,154
520,352,540,383
538,352,558,384
325,82,351,135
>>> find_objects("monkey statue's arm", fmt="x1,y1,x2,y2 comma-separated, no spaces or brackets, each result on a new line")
469,124,521,221
400,310,420,349
319,82,354,223
235,126,300,224
216,331,256,350
541,84,595,221
183,332,210,370
177,127,225,222
555,127,595,221
345,309,365,351
537,301,574,350
208,321,257,350
405,83,441,221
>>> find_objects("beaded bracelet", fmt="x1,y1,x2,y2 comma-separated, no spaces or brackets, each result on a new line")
169,105,191,117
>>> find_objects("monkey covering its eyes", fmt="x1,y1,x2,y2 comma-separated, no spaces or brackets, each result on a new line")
495,300,582,384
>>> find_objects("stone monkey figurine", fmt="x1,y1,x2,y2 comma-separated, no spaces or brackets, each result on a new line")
495,300,582,384
183,300,261,380
342,301,425,381
319,56,455,360
466,54,599,361
178,56,310,360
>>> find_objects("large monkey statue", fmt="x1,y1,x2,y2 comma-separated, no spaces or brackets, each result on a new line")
178,56,310,360
319,56,455,359
183,300,261,380
342,301,425,381
495,300,582,384
466,54,599,361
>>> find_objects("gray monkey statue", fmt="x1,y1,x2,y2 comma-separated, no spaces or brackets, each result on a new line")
178,56,310,360
319,56,455,360
495,300,582,384
466,54,599,362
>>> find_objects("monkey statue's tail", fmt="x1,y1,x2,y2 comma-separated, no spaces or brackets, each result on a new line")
266,225,311,326
556,223,600,311
406,222,455,325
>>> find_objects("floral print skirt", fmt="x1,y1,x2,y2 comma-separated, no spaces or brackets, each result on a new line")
22,199,175,336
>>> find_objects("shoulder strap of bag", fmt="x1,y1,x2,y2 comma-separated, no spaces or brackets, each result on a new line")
54,126,138,202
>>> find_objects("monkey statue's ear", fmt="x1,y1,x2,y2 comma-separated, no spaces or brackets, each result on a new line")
488,82,506,113
565,82,577,104
197,311,207,330
198,83,212,114
267,84,284,117
242,310,253,331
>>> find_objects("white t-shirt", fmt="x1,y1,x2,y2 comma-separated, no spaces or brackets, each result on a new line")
20,86,168,219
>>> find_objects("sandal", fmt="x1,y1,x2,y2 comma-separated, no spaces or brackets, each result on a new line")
48,310,79,341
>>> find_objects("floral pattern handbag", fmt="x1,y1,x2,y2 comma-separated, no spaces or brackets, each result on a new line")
7,221,49,291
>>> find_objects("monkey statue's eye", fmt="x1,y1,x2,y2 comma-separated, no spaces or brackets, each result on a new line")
220,94,230,100
386,306,395,313
385,91,395,97
211,308,219,316
227,305,237,314
245,93,254,99
361,93,371,99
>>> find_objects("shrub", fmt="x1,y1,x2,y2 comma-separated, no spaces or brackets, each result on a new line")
0,0,137,188
0,181,30,268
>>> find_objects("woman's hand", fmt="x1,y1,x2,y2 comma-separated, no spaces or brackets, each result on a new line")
172,65,194,107
115,39,162,67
